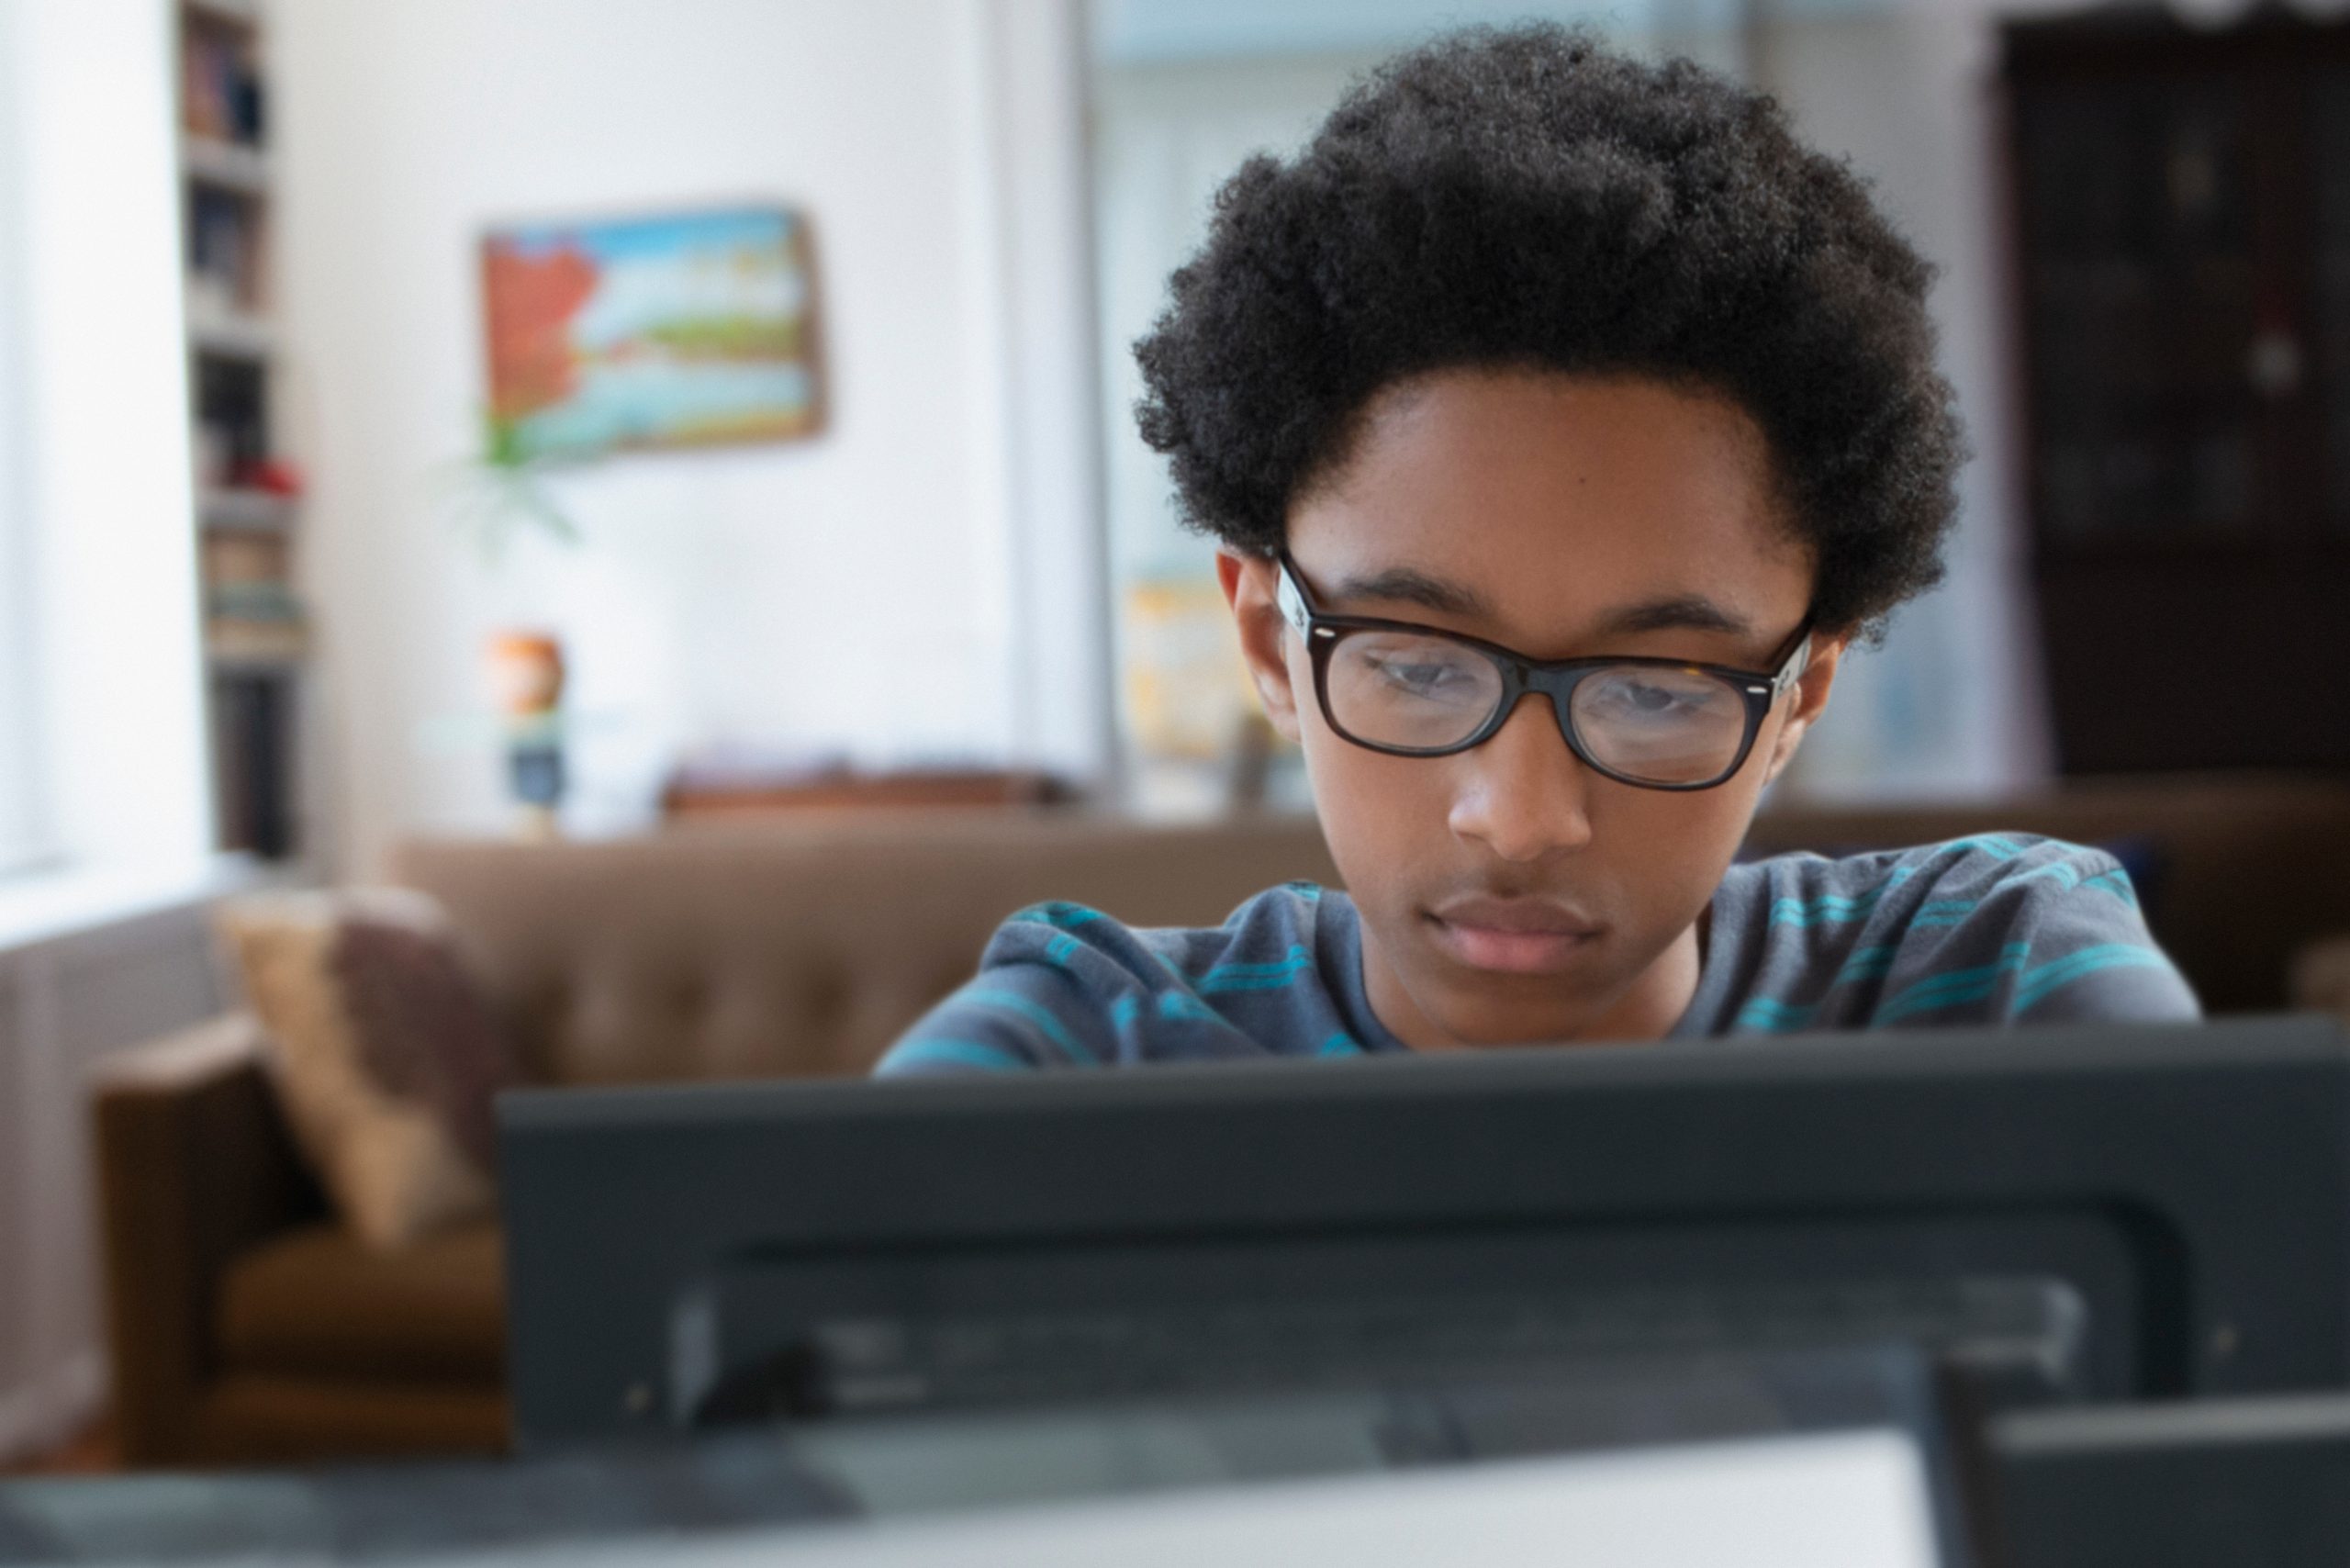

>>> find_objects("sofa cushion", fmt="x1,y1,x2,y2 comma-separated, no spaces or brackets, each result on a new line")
218,1220,506,1384
203,1375,509,1463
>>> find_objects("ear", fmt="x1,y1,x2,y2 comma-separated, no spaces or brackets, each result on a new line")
1215,549,1304,744
1758,633,1846,788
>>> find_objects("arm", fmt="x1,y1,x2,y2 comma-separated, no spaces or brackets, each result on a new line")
89,1013,326,1464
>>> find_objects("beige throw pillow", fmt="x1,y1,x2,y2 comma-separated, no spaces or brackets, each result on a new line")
218,889,524,1251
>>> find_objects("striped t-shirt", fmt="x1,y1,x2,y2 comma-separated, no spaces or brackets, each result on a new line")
873,834,2199,1075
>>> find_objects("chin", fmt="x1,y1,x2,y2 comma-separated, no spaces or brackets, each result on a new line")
1423,988,1606,1049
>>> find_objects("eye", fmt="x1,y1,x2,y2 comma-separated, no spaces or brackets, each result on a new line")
1621,681,1691,713
1366,654,1477,697
1585,672,1719,722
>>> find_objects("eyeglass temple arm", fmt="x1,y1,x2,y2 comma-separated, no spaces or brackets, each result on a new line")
1274,557,1315,638
1772,628,1815,698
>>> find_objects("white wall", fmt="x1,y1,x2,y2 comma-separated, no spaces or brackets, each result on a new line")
276,0,1106,877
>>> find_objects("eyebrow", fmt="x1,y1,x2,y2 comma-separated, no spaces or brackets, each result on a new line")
1330,566,1494,619
1591,594,1758,640
1329,569,1759,641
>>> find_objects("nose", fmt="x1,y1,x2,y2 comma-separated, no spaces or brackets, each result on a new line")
1445,691,1595,864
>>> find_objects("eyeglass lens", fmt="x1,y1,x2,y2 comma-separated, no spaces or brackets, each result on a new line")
1323,629,1752,785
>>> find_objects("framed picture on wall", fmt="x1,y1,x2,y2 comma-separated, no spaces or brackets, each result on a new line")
480,205,823,461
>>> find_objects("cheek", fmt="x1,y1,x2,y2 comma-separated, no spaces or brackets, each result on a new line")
1580,756,1774,957
1593,788,1753,910
1292,690,1449,890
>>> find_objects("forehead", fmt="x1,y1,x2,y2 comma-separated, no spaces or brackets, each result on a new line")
1289,370,1813,649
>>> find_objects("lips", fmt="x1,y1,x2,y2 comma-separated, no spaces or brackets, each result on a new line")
1425,895,1602,975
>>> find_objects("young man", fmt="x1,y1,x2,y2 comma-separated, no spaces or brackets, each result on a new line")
877,27,2196,1076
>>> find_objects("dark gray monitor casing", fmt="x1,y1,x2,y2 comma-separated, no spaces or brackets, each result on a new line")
498,1016,2350,1452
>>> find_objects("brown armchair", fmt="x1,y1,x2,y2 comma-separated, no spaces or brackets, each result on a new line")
92,1016,509,1466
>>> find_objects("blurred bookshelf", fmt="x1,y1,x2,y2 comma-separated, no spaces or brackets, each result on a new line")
177,0,307,861
2004,7,2350,776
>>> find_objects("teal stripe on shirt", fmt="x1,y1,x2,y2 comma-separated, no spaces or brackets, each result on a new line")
1874,943,2032,1024
2079,868,2139,905
1768,867,1917,928
2011,859,2088,892
1734,997,1818,1032
877,1037,1029,1073
1013,902,1103,930
1158,990,1219,1023
1943,834,2026,861
1201,946,1315,992
1837,945,1898,982
957,987,1092,1065
1200,944,1311,978
1733,947,1899,1032
2010,943,2171,1016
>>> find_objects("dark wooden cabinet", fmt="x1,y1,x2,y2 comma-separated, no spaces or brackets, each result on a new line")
2004,6,2350,773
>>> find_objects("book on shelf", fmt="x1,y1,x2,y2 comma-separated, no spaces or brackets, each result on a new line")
200,531,297,628
206,615,308,664
210,666,296,857
180,20,263,146
201,526,285,580
187,185,263,312
199,487,294,530
207,583,301,623
191,355,271,483
183,134,269,194
185,299,275,360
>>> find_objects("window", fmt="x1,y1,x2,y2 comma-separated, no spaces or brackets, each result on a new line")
0,484,42,878
0,0,44,877
0,0,212,885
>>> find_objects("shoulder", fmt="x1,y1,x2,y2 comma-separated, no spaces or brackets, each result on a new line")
1713,834,2199,1031
1898,834,2197,1023
871,883,1330,1076
1731,833,2143,931
1729,832,2123,910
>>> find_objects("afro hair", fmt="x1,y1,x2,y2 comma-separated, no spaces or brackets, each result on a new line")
1132,25,1967,640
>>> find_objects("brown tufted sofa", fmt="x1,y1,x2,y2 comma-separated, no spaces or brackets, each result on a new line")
88,780,2350,1468
89,812,1343,1468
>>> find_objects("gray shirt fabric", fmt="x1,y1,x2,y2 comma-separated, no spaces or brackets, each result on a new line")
872,834,2199,1076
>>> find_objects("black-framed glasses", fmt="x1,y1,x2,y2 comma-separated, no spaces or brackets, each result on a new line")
1274,551,1814,792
